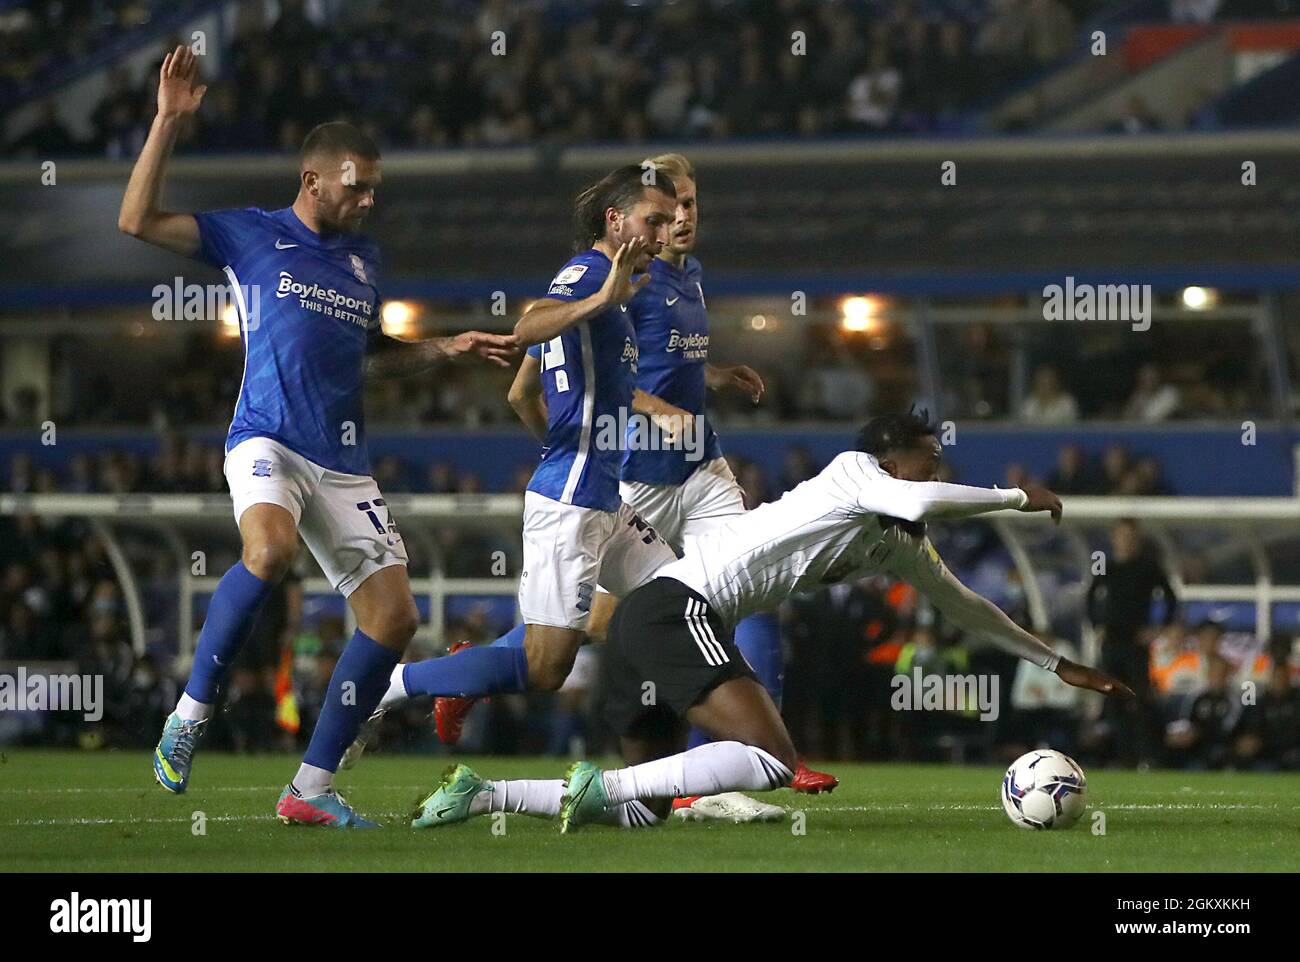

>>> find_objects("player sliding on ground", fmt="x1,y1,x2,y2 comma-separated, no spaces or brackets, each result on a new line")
429,153,837,823
411,411,1133,831
119,45,516,827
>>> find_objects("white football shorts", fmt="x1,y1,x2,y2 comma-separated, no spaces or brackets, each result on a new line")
518,491,676,631
224,436,408,597
618,456,747,553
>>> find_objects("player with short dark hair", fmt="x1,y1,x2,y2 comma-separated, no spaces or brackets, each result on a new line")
854,407,941,458
119,45,516,827
412,413,1131,831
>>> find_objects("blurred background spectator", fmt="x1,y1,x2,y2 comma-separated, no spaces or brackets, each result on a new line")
1086,519,1178,767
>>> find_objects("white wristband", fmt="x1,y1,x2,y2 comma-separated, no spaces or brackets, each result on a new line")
996,486,1029,509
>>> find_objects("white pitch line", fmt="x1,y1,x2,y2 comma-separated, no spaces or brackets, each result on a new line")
10,814,272,827
6,802,1294,828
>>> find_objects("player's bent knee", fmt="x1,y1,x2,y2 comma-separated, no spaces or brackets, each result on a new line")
528,660,574,691
394,602,420,642
522,626,581,691
241,539,298,582
526,648,577,691
366,600,419,646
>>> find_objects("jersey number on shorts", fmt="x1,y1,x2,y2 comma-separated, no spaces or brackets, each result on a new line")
626,513,661,546
357,499,399,545
542,336,569,393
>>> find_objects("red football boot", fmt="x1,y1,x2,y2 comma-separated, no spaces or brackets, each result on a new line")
789,759,839,794
432,642,481,745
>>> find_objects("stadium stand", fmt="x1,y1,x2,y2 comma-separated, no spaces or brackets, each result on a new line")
1,0,1297,774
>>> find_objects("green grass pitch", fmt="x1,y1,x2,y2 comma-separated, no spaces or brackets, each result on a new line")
1,750,1296,872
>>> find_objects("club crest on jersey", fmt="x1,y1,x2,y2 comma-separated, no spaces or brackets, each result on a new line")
349,254,369,284
576,582,594,613
252,459,272,478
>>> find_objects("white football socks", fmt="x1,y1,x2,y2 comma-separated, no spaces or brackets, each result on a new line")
175,692,212,722
601,741,793,806
377,665,408,711
604,800,661,828
466,779,661,828
293,763,333,797
470,779,564,817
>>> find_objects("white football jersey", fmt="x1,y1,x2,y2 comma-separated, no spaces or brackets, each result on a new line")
657,451,1059,670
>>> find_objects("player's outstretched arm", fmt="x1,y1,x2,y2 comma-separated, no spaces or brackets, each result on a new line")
856,459,1061,525
507,352,548,441
900,541,1060,670
898,539,1133,696
118,45,206,256
366,330,519,377
514,239,651,347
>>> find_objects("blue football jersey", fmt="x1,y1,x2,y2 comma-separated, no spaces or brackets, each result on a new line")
193,206,381,476
621,256,722,486
525,248,639,512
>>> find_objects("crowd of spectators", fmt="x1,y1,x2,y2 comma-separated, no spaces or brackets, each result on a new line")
1015,361,1249,425
1013,441,1172,497
0,510,179,748
1146,620,1299,770
7,0,1092,159
779,576,1297,771
11,0,1300,156
0,1,206,102
0,318,1275,434
943,319,1270,423
2,433,1186,502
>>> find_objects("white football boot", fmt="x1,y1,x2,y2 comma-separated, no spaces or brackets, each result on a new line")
672,792,786,823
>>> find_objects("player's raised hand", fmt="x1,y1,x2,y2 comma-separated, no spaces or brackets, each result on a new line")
158,44,207,118
442,331,520,368
708,364,765,404
1017,485,1062,525
1055,658,1135,698
599,239,652,307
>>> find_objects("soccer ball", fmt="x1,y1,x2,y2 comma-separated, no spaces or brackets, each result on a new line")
1000,749,1088,830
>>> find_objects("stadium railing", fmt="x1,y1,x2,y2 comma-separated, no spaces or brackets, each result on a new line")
999,496,1300,664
